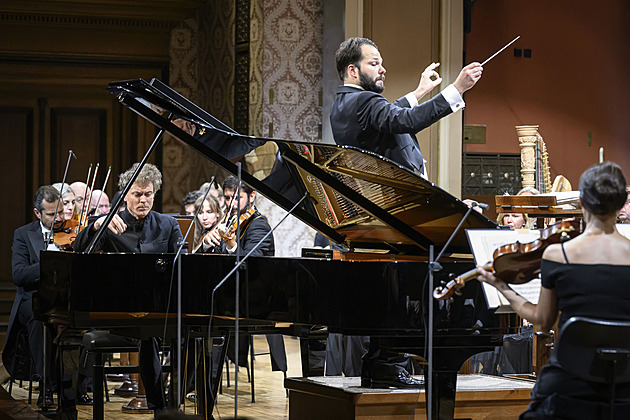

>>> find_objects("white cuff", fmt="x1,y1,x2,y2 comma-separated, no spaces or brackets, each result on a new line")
227,243,238,253
441,84,465,112
404,92,418,107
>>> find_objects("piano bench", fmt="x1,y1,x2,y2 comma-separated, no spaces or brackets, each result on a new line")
82,330,140,420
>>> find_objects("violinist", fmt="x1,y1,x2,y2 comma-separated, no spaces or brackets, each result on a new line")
192,194,222,253
73,163,183,414
496,187,540,229
205,176,283,376
205,175,275,257
4,185,63,407
477,162,630,418
70,181,90,217
52,182,77,221
89,189,110,215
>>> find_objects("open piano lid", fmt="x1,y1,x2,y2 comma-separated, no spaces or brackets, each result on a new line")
107,78,497,255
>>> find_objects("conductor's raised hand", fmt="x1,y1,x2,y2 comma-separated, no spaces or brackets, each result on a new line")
414,62,442,101
453,62,483,95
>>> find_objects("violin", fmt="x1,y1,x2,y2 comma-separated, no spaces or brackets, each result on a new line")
433,219,583,300
192,207,256,253
53,217,84,250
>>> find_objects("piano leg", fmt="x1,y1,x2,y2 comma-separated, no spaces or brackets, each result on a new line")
196,334,229,416
424,369,458,420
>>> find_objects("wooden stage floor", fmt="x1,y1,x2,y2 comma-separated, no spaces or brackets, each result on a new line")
3,335,299,420
3,336,535,420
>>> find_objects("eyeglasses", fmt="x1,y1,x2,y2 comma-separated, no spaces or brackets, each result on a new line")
129,191,154,199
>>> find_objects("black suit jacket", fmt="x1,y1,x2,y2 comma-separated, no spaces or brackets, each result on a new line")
330,85,453,173
4,221,46,374
73,209,183,254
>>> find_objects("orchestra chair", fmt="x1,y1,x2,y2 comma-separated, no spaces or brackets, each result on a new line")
7,328,34,404
555,316,630,420
222,333,287,402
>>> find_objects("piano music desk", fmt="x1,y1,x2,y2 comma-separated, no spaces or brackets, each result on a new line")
285,374,534,420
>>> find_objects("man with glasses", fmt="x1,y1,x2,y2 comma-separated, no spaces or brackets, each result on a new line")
617,186,630,224
74,163,183,414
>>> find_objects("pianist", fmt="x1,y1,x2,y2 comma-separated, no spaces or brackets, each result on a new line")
5,185,63,407
73,163,184,414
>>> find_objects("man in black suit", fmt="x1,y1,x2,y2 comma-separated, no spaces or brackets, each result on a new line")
330,37,483,176
5,185,64,406
329,37,483,388
204,176,284,371
204,175,274,257
74,163,183,413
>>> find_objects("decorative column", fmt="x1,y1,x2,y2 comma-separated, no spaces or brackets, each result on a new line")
516,125,539,190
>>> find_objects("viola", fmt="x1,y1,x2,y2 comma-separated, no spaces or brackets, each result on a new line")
433,219,583,300
192,207,256,253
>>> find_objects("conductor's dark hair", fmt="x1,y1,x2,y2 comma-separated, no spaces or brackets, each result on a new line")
335,37,378,81
223,176,253,195
34,185,60,212
579,161,627,215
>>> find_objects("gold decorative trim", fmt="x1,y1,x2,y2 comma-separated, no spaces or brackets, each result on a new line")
0,12,174,28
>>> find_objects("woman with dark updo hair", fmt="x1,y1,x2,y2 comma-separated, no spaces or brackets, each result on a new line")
478,161,630,418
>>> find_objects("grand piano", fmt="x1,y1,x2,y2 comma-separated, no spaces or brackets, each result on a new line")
35,79,503,419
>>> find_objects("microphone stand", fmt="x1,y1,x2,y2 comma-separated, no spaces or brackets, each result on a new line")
168,176,215,410
425,202,484,420
207,189,309,419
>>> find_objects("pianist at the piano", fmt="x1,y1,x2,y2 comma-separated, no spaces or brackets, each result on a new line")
73,162,184,414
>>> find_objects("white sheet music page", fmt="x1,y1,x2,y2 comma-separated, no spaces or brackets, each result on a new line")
465,228,543,312
617,224,630,240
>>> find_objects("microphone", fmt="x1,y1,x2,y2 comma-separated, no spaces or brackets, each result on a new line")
470,201,489,210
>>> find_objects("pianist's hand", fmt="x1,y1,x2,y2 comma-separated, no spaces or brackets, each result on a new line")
93,214,127,235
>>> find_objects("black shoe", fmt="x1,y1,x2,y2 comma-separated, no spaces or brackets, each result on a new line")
77,392,93,405
37,390,54,408
371,370,425,389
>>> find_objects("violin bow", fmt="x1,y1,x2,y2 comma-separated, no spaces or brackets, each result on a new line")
80,163,99,226
49,150,77,246
93,165,112,215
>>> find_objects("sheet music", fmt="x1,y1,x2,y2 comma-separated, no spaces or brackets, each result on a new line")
466,229,543,311
618,224,630,239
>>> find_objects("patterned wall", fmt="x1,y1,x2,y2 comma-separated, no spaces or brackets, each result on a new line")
164,0,324,256
164,2,235,214
261,0,323,142
163,17,199,214
253,0,324,256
